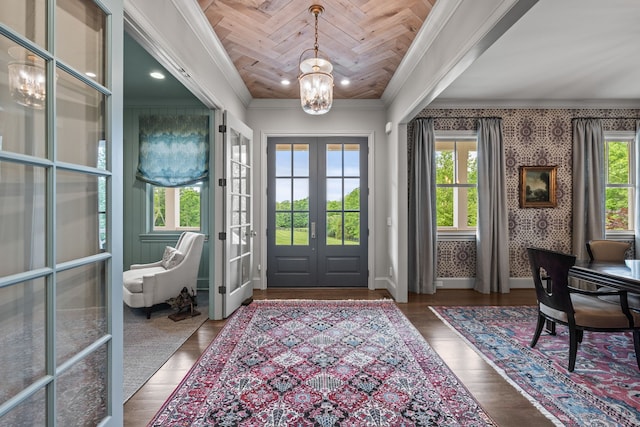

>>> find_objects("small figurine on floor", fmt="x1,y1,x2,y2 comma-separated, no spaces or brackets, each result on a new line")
166,287,200,321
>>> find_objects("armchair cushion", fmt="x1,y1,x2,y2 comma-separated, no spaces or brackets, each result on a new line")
123,266,165,293
161,246,184,269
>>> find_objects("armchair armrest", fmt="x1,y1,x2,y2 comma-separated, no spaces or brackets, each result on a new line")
130,260,164,269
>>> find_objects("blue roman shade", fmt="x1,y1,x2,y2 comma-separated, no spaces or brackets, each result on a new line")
136,115,209,187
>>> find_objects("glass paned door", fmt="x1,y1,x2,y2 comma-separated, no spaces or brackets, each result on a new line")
223,112,254,317
0,0,120,424
267,137,368,287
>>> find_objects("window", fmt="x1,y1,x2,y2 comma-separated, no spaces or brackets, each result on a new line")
152,183,202,231
605,132,635,233
435,133,478,231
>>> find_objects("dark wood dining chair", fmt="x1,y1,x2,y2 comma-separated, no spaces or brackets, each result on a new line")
527,247,640,372
586,240,640,310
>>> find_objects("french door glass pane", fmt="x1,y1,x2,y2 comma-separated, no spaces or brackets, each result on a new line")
241,226,250,254
240,165,249,194
56,345,108,426
275,144,292,176
0,161,46,278
0,36,47,157
293,145,309,176
326,144,342,176
276,178,291,206
293,178,309,210
344,212,360,245
230,227,242,258
56,69,105,168
229,259,241,291
0,279,46,404
1,388,46,426
343,144,360,176
344,178,360,210
56,262,107,365
231,195,240,226
56,0,106,85
56,170,102,263
327,212,342,245
231,163,240,192
326,178,342,209
0,1,47,47
293,213,309,245
275,212,291,246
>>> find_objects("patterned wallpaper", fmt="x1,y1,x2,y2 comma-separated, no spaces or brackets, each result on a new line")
411,108,640,278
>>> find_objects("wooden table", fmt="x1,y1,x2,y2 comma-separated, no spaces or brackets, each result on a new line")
569,260,640,292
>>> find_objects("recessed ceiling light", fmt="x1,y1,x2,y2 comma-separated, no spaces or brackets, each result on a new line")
281,79,291,85
85,71,97,78
341,79,350,86
150,71,165,79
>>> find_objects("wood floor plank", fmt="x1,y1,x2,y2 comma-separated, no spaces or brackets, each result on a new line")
123,289,554,427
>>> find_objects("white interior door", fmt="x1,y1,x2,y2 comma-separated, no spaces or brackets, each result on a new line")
223,111,254,317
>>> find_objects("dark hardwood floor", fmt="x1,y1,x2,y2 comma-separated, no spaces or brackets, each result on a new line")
124,288,554,427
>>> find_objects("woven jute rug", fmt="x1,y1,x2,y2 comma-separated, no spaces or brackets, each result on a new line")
124,292,209,402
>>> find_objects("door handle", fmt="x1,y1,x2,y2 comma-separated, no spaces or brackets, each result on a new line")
311,222,316,239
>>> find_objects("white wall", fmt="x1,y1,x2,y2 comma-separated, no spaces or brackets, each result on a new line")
123,0,249,120
247,99,389,290
383,0,538,302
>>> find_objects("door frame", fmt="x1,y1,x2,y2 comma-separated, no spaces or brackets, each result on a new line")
259,131,376,290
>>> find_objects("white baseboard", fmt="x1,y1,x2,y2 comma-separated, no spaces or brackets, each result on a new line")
436,277,534,289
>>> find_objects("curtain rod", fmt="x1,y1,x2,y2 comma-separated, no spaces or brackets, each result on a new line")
571,117,639,120
413,116,502,121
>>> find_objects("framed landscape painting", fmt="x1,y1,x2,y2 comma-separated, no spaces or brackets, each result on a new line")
519,165,557,208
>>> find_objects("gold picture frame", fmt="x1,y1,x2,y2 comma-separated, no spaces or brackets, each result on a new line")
519,166,557,208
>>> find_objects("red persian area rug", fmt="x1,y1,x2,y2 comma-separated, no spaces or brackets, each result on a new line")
149,300,495,426
431,306,640,427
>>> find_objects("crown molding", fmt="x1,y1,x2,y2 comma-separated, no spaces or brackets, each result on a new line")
169,0,252,105
381,0,464,105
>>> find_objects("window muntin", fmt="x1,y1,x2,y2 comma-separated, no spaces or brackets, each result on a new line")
152,183,202,231
605,133,635,232
435,136,477,231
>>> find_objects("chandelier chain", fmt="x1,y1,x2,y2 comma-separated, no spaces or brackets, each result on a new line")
314,10,319,57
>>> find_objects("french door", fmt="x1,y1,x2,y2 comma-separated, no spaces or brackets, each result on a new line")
222,112,254,317
267,137,368,287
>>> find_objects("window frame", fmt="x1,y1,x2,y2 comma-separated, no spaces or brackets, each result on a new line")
148,181,208,233
434,130,478,236
604,131,636,237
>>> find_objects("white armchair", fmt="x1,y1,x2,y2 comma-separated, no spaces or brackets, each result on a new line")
123,232,205,318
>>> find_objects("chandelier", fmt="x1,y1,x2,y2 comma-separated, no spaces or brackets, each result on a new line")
7,46,46,109
298,5,334,115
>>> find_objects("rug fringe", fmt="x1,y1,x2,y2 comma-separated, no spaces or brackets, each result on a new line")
428,306,565,427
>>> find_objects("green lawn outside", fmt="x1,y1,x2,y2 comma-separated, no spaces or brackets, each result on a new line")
275,228,359,246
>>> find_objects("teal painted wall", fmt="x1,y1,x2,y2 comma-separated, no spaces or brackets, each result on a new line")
123,106,213,290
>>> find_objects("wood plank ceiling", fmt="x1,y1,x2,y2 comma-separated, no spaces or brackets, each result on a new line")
197,0,437,99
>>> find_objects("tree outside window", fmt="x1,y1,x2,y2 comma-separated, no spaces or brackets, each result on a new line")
153,183,202,231
605,134,635,232
435,136,477,231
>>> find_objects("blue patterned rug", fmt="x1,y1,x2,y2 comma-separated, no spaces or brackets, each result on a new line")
431,305,640,427
150,300,496,426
